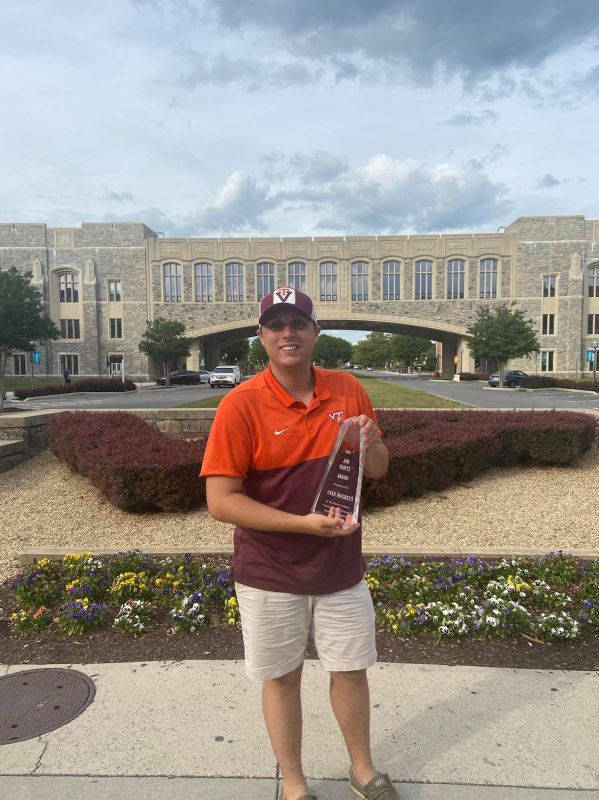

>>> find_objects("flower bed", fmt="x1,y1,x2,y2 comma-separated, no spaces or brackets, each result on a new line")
3,550,599,646
4,552,238,637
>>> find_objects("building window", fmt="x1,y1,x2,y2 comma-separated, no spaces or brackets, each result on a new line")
59,272,79,303
479,258,497,299
587,314,599,335
108,280,122,302
319,261,337,301
351,261,369,301
163,262,182,302
542,314,555,335
540,350,554,372
288,261,306,292
383,261,401,300
225,263,244,302
194,263,212,302
60,319,80,339
447,259,465,299
589,267,599,298
415,259,433,300
14,354,26,375
60,354,79,375
543,275,556,298
110,318,123,338
256,262,275,301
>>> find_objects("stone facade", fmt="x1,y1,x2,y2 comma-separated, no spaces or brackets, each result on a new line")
2,216,599,379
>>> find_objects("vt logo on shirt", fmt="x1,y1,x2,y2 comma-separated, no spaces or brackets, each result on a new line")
328,410,343,422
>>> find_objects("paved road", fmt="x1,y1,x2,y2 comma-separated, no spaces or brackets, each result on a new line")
9,373,599,412
11,383,230,411
371,371,599,411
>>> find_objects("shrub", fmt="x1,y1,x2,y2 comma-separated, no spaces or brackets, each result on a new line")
364,410,595,508
459,372,490,381
522,375,598,392
47,409,595,513
15,377,136,399
47,412,206,511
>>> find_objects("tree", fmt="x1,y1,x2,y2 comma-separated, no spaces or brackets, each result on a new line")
138,318,191,386
218,337,249,365
467,305,540,386
248,337,267,371
352,332,390,368
387,335,436,371
313,334,353,368
0,268,59,410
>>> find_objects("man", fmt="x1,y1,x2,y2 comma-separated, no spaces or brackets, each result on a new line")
201,287,397,800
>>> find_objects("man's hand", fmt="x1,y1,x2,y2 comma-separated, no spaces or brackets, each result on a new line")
302,507,359,537
354,414,383,449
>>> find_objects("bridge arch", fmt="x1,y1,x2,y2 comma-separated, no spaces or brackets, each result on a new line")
186,312,472,376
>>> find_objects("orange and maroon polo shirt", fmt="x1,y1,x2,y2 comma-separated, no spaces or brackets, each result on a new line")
200,365,379,595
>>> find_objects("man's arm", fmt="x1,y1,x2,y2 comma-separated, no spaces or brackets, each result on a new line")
206,476,359,537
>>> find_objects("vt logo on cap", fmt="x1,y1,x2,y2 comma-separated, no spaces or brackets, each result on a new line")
275,287,294,303
258,286,318,325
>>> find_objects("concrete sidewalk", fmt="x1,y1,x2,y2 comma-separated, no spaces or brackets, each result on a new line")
1,660,598,799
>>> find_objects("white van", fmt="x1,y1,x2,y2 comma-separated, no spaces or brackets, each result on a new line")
209,365,241,388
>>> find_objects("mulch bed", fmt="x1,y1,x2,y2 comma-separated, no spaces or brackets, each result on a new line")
2,582,598,671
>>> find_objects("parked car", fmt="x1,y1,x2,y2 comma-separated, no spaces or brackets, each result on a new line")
488,369,529,388
158,370,210,386
209,365,241,388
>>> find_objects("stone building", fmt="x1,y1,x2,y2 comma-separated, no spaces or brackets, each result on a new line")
1,215,598,380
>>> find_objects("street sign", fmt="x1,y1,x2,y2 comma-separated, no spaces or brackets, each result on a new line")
30,351,41,364
587,349,594,362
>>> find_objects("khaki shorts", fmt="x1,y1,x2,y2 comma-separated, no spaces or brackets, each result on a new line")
234,580,377,681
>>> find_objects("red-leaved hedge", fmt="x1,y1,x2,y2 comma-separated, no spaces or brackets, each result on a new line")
47,412,205,512
363,410,596,507
47,409,596,513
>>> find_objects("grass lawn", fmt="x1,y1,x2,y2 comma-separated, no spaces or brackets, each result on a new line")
178,374,469,409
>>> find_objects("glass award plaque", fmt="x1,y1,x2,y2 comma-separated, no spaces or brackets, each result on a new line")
311,418,365,524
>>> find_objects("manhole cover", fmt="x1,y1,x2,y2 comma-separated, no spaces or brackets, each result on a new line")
0,668,96,745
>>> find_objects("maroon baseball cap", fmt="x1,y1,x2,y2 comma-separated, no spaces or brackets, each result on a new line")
258,287,318,325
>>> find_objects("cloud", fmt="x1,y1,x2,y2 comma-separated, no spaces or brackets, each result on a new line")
103,189,135,203
536,174,560,189
204,0,599,85
177,50,320,90
288,151,349,184
272,153,512,233
442,110,497,127
186,171,274,233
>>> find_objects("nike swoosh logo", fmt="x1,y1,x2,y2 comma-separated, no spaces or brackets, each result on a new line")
274,428,289,435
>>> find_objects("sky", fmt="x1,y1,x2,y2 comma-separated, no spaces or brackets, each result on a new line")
2,0,599,344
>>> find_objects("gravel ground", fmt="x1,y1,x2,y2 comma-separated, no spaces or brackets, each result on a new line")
2,442,599,583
